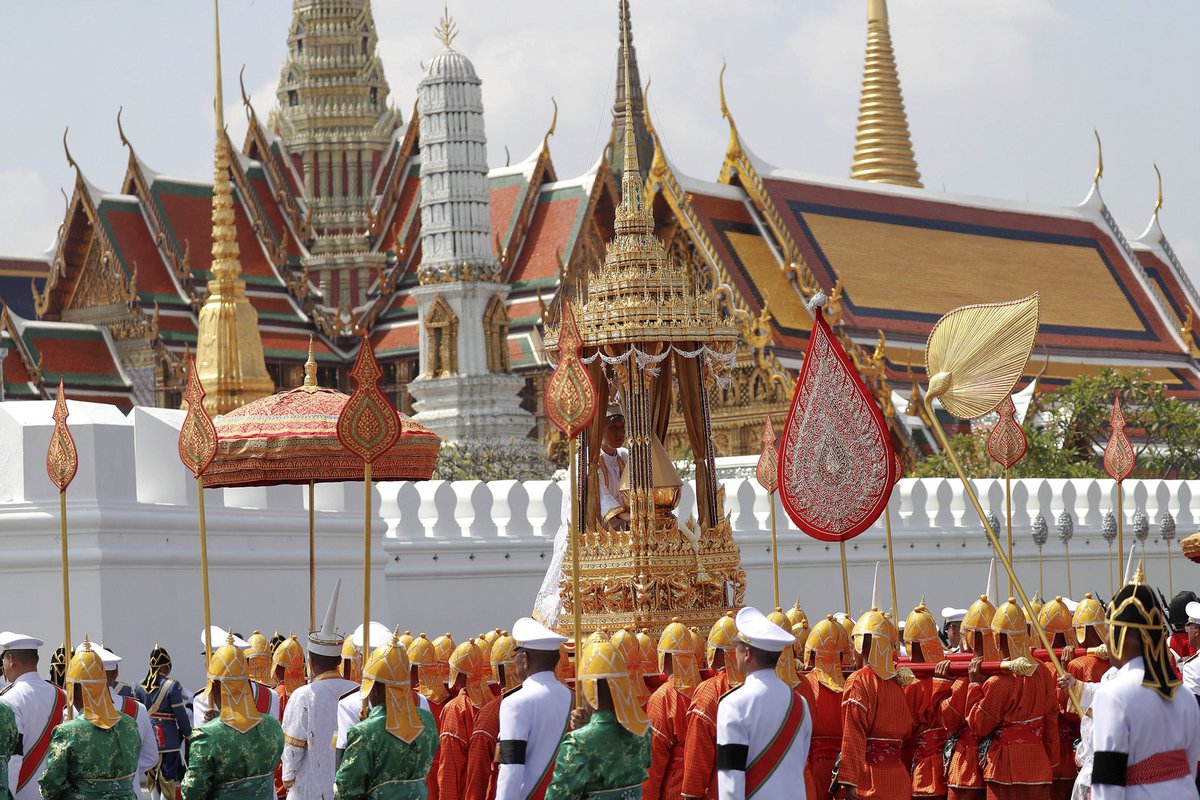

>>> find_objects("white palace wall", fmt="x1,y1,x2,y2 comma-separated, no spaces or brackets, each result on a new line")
0,400,1193,690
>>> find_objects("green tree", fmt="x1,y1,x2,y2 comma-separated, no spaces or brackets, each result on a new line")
912,368,1200,479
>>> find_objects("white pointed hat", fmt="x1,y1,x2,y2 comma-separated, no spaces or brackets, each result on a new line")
309,579,345,657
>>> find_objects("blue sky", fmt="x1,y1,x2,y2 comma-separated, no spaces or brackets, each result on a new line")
1,1,1196,283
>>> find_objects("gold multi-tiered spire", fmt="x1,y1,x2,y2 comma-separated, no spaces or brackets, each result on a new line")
850,0,923,188
194,0,273,415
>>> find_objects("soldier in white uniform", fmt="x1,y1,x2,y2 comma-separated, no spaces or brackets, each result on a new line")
0,632,64,800
1177,601,1200,696
715,607,811,800
496,617,572,800
93,644,159,788
1091,566,1200,799
281,582,359,800
193,628,281,724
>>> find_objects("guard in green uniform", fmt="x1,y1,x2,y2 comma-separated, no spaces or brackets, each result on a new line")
335,633,438,800
182,634,285,800
39,637,141,800
0,700,16,800
545,640,651,800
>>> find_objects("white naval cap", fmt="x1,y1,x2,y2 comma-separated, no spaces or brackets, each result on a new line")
941,608,968,624
201,627,250,652
511,617,568,651
83,644,121,670
1186,601,1200,626
0,632,43,651
734,606,795,653
1062,597,1079,613
350,622,392,651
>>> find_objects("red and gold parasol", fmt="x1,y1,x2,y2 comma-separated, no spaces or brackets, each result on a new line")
204,339,439,631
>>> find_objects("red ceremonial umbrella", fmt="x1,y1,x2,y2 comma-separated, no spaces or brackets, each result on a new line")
203,339,440,631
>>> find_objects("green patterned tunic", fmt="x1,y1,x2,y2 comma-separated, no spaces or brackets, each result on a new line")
0,701,16,800
38,715,141,800
544,711,650,800
334,705,438,800
181,716,285,800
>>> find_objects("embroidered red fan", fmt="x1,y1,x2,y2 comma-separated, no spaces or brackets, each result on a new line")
777,301,897,542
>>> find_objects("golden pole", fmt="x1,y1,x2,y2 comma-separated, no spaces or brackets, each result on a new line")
363,462,373,664
569,436,583,710
197,477,213,665
925,395,1082,715
1004,469,1013,598
838,541,851,617
884,505,897,619
309,480,316,634
59,491,73,719
1116,487,1124,565
769,492,780,609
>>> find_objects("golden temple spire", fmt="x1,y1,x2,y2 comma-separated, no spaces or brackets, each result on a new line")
850,0,923,188
435,5,458,48
615,19,651,238
194,0,273,415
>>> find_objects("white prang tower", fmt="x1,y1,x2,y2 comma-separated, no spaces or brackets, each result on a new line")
408,11,533,442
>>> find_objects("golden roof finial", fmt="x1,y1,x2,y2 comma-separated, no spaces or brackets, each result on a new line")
718,61,741,160
1093,129,1104,186
542,97,558,151
435,5,458,48
1153,162,1163,218
301,335,319,390
850,0,922,188
195,0,273,415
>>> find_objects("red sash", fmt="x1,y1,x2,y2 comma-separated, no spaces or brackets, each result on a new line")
253,684,272,714
120,696,139,718
1128,749,1191,785
745,692,804,798
17,687,67,792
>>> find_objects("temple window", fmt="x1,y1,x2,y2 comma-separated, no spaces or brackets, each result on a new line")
288,90,299,107
424,294,458,377
484,294,511,373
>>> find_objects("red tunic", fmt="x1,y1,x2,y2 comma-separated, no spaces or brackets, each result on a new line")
838,668,915,800
941,678,983,793
906,675,952,798
680,670,730,800
438,692,480,800
642,682,691,800
464,695,501,800
426,696,448,800
273,684,294,799
964,668,1058,792
803,673,844,800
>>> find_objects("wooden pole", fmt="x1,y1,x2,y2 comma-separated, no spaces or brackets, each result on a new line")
363,463,373,664
1004,470,1013,598
884,505,897,619
197,477,213,666
59,491,73,719
769,492,780,609
569,436,583,710
838,541,851,617
309,480,316,634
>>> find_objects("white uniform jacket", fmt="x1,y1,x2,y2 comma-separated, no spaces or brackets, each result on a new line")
495,671,571,800
1091,656,1200,800
0,673,64,800
716,670,811,800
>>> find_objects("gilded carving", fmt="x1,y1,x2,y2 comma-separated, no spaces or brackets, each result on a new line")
423,294,458,377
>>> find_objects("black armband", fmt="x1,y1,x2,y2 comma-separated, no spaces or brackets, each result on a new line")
716,743,749,771
498,739,527,765
1092,751,1129,786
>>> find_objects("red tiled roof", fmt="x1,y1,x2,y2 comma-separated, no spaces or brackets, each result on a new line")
509,191,582,285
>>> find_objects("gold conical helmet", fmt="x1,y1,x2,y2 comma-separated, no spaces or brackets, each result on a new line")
767,607,801,688
904,604,944,663
853,607,898,680
67,637,122,730
1073,593,1107,645
207,633,262,734
579,641,650,736
407,634,447,704
448,639,490,708
362,635,424,743
610,628,649,705
1038,596,1074,643
805,615,850,691
657,619,700,694
993,597,1031,660
707,612,743,686
245,630,272,685
490,631,520,692
272,635,306,694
